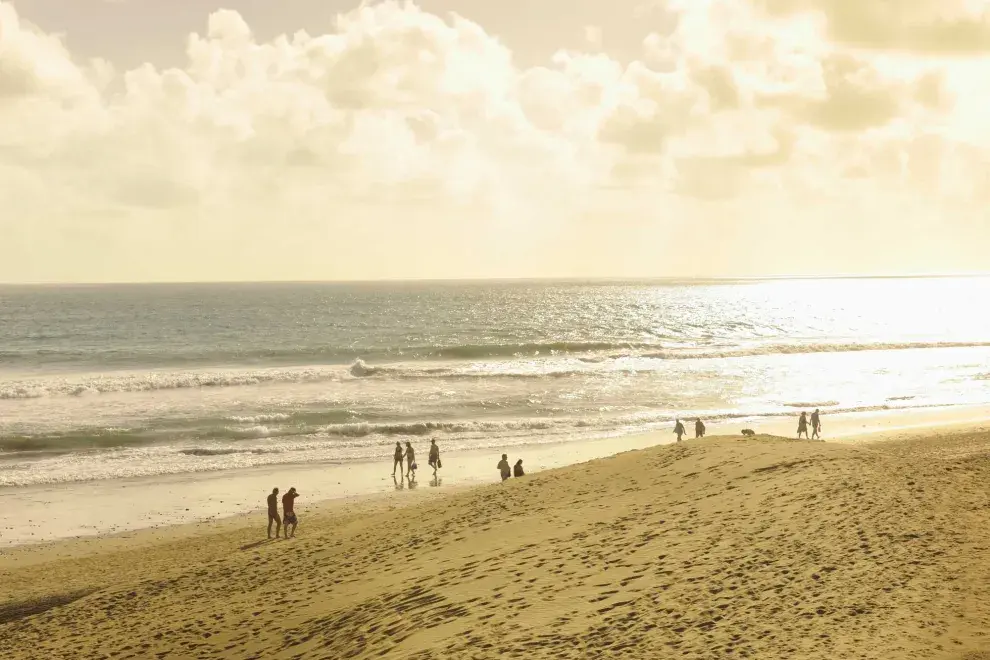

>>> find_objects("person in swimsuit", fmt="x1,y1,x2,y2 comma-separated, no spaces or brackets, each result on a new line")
497,454,511,481
428,439,440,477
266,487,281,539
281,487,299,538
392,442,404,476
674,419,686,442
695,418,706,438
405,442,416,479
513,459,524,478
810,409,822,440
797,412,809,439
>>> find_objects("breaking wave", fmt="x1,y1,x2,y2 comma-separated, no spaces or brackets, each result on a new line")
3,340,990,400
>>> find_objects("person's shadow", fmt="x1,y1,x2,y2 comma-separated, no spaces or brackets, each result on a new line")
240,539,272,551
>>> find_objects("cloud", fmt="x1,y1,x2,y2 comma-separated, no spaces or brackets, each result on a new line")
755,0,990,53
0,0,987,282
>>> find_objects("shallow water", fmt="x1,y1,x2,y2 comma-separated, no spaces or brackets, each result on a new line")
2,277,989,486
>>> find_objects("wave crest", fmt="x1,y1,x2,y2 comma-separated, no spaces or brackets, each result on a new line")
3,340,990,399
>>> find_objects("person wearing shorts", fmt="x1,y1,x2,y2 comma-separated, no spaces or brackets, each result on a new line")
281,487,299,538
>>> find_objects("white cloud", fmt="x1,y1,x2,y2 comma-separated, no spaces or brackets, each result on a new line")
0,0,988,282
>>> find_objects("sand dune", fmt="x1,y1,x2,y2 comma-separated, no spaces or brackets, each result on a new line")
2,432,990,659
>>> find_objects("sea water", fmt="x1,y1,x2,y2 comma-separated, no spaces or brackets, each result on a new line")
2,277,989,487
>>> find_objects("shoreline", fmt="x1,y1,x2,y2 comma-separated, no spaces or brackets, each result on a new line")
2,402,990,551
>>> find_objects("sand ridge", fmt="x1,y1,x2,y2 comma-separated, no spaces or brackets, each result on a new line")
2,433,989,659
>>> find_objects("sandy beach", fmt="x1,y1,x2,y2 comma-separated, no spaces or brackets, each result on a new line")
3,416,990,659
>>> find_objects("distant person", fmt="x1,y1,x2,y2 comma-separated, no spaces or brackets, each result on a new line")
695,418,706,438
497,454,511,481
674,419,686,442
797,412,809,439
266,487,281,539
281,487,299,538
513,459,524,478
405,441,417,479
428,438,441,477
811,409,822,440
392,442,404,476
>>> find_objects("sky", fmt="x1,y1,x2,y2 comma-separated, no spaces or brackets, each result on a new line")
2,0,990,283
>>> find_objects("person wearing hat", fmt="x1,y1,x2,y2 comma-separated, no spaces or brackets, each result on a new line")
281,487,300,538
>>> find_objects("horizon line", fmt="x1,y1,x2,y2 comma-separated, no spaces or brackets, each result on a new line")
1,272,989,286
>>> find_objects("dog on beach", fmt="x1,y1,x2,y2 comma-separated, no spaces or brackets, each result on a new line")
741,429,755,437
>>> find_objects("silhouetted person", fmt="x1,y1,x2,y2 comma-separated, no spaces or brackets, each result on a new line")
392,442,404,476
811,409,822,440
428,438,441,477
405,442,417,479
266,487,281,539
674,419,686,442
282,487,299,538
497,454,511,481
695,418,706,438
513,459,524,477
797,412,809,439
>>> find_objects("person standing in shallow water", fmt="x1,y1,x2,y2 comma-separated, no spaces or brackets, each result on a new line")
497,454,511,481
266,487,281,539
674,419,686,442
797,412,809,439
811,409,822,440
405,441,417,479
392,442,404,477
513,459,524,477
695,418,706,438
428,438,441,477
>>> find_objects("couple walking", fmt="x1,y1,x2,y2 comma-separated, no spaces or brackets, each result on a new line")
266,486,299,539
798,409,822,439
393,439,442,480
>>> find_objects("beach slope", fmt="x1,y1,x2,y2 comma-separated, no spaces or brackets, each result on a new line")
2,432,989,659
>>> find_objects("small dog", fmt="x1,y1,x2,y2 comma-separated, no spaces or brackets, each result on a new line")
741,429,755,437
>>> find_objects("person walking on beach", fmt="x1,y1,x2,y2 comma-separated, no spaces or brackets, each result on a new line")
281,487,299,538
513,458,525,477
811,409,822,440
428,438,441,477
674,419,687,442
392,442,404,476
695,418,706,438
797,412,809,439
497,454,511,481
405,441,417,480
266,487,281,539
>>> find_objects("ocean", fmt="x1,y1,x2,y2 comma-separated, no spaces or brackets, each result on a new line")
1,277,989,487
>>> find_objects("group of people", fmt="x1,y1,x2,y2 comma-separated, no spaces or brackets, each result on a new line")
497,454,525,481
263,409,829,537
392,439,527,483
392,438,442,480
673,409,824,441
673,418,706,442
266,486,299,539
797,409,823,440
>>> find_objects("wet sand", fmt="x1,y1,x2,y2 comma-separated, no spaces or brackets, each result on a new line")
3,419,990,658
